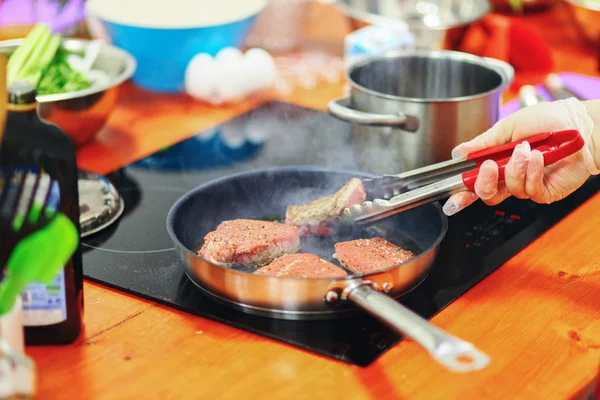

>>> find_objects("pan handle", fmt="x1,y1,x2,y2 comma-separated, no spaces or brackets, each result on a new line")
327,97,420,132
344,284,490,373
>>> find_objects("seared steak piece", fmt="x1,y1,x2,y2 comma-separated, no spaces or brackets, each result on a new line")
198,219,300,267
285,178,367,236
333,237,416,274
254,253,347,278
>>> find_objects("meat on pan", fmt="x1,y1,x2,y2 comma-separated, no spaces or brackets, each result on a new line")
198,219,300,267
254,253,348,278
333,237,416,274
285,178,367,236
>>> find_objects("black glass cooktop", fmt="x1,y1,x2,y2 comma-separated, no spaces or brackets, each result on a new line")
81,101,600,366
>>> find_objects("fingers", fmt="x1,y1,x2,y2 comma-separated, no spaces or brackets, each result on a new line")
444,147,543,216
443,159,511,216
451,128,507,159
443,147,527,215
442,192,479,216
474,160,511,206
451,99,580,160
524,150,547,202
451,140,483,159
451,117,518,159
504,141,531,199
451,112,521,158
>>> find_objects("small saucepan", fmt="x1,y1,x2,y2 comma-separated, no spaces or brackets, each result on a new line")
166,166,490,372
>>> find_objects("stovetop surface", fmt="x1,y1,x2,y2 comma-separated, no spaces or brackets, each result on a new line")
81,100,600,366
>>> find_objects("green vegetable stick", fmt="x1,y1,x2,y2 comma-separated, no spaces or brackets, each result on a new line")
13,29,54,86
6,23,50,85
27,34,61,87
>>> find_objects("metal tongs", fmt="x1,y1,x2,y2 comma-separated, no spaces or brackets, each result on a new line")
341,129,585,224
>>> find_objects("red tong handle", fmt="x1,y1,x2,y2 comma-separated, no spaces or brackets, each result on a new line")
462,129,585,191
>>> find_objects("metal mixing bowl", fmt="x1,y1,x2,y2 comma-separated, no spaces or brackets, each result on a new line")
335,0,491,50
0,38,136,147
563,0,600,45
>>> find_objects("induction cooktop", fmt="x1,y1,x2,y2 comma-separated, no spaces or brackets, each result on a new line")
81,100,600,367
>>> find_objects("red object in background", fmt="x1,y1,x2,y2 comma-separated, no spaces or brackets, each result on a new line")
597,39,600,73
458,14,554,89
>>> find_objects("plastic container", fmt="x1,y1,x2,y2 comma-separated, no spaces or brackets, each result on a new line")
85,0,267,92
344,23,415,69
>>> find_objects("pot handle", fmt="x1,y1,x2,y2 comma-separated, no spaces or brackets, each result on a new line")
327,97,419,132
345,284,490,373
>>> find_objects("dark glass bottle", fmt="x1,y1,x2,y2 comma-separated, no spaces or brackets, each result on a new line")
1,81,84,344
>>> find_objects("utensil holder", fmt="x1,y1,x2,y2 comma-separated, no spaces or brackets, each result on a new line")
0,297,36,399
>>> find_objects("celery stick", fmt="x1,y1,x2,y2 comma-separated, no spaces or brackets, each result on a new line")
27,34,60,87
6,23,50,85
13,29,53,85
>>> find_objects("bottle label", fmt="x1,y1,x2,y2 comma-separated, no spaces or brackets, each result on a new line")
21,270,67,326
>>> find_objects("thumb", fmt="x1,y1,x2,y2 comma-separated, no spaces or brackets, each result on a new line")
451,113,519,159
450,128,501,158
451,140,485,159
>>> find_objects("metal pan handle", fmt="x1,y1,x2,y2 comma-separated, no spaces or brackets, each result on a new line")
327,97,419,132
345,284,490,373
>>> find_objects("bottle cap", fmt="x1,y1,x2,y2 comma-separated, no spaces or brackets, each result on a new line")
7,81,37,105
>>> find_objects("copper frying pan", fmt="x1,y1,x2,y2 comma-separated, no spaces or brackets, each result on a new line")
166,166,488,373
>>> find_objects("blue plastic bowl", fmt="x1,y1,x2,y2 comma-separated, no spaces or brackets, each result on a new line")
86,0,267,93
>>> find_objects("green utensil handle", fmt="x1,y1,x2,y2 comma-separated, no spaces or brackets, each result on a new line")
0,212,78,316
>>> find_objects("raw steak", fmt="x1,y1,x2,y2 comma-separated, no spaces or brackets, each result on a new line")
285,178,367,236
198,219,300,267
254,253,347,278
333,237,416,274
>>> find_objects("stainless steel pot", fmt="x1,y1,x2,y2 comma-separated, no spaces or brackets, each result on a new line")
335,0,491,51
328,50,514,174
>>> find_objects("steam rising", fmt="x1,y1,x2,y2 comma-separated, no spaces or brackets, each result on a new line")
174,168,424,275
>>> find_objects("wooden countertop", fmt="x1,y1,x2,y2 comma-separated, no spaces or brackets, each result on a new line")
28,4,600,400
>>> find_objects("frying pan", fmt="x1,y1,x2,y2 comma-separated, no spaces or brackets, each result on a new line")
166,165,489,372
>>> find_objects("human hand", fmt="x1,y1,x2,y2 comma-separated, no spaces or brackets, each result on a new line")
442,97,599,216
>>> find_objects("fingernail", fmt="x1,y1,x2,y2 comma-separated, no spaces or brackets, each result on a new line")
513,142,531,164
451,142,474,159
512,142,531,179
475,160,498,200
442,201,459,216
451,146,466,159
481,159,497,170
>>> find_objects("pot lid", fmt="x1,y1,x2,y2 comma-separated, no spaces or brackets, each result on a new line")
78,169,124,238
